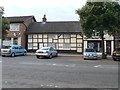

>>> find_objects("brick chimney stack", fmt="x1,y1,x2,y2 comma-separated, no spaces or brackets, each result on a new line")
42,14,47,22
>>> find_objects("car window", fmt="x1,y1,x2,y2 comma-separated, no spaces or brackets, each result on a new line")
85,49,95,52
2,46,11,49
12,47,15,49
15,47,18,49
50,47,54,51
18,46,23,49
41,48,49,50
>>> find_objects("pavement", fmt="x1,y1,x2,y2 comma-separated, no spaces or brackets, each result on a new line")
27,52,113,60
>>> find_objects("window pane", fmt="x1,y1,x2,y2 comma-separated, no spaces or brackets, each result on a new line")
10,24,19,31
64,34,70,38
28,35,32,38
33,34,37,38
28,43,33,49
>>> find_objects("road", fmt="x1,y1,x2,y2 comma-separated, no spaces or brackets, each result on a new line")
2,55,119,88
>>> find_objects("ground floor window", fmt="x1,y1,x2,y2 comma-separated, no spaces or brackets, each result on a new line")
88,41,102,52
115,40,120,48
5,37,11,40
27,34,83,53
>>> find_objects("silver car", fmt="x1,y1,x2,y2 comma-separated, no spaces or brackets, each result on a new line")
1,45,27,57
84,48,98,60
35,47,58,59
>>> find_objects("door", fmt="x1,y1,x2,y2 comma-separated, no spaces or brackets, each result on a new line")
13,37,18,45
106,41,111,55
39,43,43,49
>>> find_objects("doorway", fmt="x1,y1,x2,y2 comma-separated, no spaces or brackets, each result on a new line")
38,43,43,49
106,41,111,55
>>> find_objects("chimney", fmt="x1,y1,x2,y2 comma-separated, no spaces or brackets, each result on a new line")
42,14,47,23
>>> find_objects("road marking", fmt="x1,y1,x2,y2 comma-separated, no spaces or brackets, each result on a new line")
52,64,57,66
94,65,103,68
20,62,76,67
94,65,101,67
40,84,60,88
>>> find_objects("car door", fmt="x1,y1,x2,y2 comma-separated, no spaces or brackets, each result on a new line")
51,47,56,56
18,46,23,55
14,46,19,55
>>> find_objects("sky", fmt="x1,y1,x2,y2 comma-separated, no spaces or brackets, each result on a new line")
1,0,87,22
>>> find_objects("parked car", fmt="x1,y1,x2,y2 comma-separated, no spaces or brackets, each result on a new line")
35,47,58,59
112,48,120,61
1,45,27,57
83,48,98,60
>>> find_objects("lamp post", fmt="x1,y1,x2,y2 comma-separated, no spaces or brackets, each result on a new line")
0,7,4,47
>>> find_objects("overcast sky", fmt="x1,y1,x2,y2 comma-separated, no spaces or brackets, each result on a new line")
1,0,87,22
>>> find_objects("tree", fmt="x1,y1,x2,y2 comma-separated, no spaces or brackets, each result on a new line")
2,16,10,40
76,2,120,59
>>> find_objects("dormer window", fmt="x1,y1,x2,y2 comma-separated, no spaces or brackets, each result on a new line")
10,23,20,31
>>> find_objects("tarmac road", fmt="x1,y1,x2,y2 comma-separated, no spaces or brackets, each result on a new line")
2,55,119,88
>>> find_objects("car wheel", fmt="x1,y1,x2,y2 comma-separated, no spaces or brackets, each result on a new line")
36,55,40,59
11,53,15,57
49,54,52,59
113,58,117,61
23,52,27,56
55,53,58,57
2,55,5,57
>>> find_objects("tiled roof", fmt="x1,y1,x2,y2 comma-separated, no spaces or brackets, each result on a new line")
26,21,81,34
6,16,36,23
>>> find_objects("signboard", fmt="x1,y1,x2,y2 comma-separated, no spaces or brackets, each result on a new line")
115,36,120,40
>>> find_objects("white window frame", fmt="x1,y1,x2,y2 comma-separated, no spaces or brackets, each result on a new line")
10,23,20,31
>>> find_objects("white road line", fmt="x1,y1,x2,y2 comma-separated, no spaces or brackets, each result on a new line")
94,65,101,67
20,62,76,67
52,64,57,66
94,65,103,68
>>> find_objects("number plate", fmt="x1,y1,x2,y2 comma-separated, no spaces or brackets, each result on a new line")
3,50,7,52
38,52,43,53
116,54,120,56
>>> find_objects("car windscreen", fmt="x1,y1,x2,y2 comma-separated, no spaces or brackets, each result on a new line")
41,48,50,50
2,46,11,49
85,49,95,52
115,48,120,52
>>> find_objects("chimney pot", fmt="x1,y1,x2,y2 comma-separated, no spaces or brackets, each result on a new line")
42,14,47,22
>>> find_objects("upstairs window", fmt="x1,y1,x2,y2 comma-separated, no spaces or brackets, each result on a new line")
10,24,20,31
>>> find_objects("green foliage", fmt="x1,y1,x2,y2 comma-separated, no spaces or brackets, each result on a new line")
2,17,10,40
76,2,120,59
76,2,120,38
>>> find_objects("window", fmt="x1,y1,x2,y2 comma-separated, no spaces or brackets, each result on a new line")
10,24,20,31
48,43,55,48
50,47,54,51
15,47,18,49
2,46,11,49
48,34,54,39
64,34,70,38
33,34,37,38
63,44,70,49
5,37,11,40
28,43,33,49
85,48,95,52
88,41,102,52
28,35,32,38
48,34,57,39
18,46,22,49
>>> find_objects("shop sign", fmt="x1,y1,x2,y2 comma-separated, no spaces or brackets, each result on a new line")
115,36,120,40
